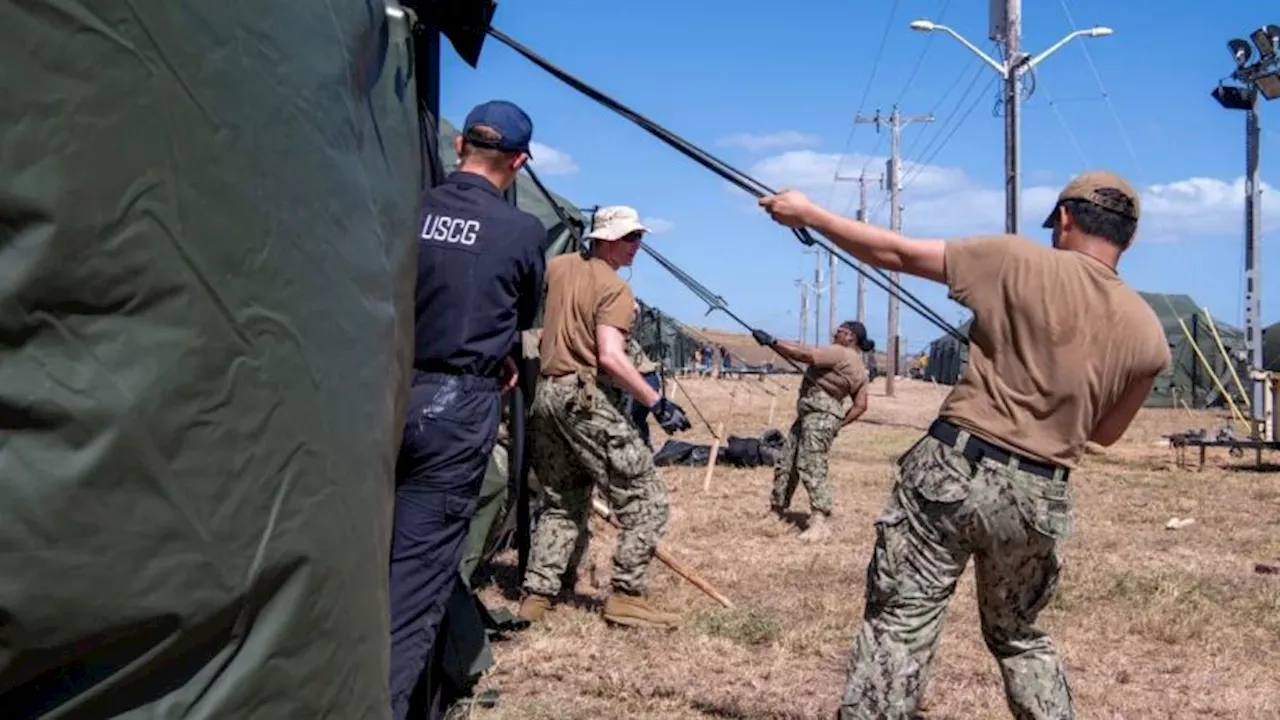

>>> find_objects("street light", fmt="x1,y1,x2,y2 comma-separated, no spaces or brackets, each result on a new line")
908,18,1112,235
1212,23,1280,445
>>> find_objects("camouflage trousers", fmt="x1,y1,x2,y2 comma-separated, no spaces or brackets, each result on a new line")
838,429,1075,720
772,384,844,516
522,374,669,597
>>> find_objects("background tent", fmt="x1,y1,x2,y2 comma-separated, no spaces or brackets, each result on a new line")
1,3,432,718
1140,292,1248,410
921,294,1248,410
634,299,702,372
925,319,973,386
1262,321,1280,372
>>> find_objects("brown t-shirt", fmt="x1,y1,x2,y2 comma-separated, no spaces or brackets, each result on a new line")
939,234,1171,468
804,344,869,401
538,253,635,377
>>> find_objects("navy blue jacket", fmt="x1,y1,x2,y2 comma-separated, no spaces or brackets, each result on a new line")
413,171,546,378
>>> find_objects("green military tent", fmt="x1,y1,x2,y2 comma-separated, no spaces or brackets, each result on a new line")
925,319,972,386
921,293,1249,410
0,1,454,717
634,299,701,372
1261,321,1280,372
1140,292,1248,410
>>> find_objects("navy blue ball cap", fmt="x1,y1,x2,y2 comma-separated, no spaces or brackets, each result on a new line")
462,100,533,155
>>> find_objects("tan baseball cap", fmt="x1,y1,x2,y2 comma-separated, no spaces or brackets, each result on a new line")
587,205,649,241
1041,170,1140,229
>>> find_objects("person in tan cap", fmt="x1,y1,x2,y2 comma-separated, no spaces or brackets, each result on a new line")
759,170,1170,719
517,205,691,629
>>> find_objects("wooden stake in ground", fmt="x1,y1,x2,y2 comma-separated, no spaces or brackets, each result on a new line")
702,388,739,492
590,498,733,608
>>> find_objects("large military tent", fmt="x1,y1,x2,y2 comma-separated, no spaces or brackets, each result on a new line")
0,2,507,718
921,293,1249,410
925,319,972,386
1261,321,1280,372
1140,292,1248,409
634,299,702,372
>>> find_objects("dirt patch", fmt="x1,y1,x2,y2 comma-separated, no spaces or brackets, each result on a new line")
472,376,1280,719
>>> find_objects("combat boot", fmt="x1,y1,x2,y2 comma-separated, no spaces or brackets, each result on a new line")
798,512,831,542
602,591,680,629
516,593,553,623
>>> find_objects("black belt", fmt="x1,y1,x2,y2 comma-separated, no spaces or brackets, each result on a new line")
928,418,1068,481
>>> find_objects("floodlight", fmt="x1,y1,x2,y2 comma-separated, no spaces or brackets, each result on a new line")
1256,71,1280,101
1212,83,1256,111
1251,25,1279,58
1229,38,1254,68
909,20,936,32
1087,26,1114,38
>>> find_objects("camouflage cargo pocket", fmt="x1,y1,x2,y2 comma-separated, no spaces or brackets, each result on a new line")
1013,472,1073,541
904,435,973,505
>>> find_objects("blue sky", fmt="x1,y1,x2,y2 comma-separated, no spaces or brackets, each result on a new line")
438,0,1279,353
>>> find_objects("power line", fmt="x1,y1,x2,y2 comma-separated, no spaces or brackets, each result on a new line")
825,0,902,208
1055,0,1143,179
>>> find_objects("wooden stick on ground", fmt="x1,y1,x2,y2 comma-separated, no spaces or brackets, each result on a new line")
702,389,738,492
590,498,733,608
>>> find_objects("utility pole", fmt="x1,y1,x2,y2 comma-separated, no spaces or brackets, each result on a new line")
1001,0,1022,234
828,250,838,338
795,279,809,344
909,5,1113,234
833,171,883,327
813,250,823,344
856,107,933,397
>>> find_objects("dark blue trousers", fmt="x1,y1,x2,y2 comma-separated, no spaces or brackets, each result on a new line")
388,371,500,720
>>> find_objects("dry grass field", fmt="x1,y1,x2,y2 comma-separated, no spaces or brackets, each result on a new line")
471,375,1280,719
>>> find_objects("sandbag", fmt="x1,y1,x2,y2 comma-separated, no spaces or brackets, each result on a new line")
0,3,421,717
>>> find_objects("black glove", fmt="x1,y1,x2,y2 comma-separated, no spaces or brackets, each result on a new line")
752,329,776,347
649,397,692,434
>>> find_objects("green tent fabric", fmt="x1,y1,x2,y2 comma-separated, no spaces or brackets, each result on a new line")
634,299,701,372
922,294,1248,410
1139,292,1247,409
1,3,421,718
1261,321,1280,372
925,319,973,386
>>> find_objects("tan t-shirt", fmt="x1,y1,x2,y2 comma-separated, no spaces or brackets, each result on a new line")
938,234,1171,468
538,253,635,377
804,344,869,401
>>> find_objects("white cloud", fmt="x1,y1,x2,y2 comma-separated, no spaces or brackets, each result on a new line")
717,130,821,153
642,217,675,234
527,142,579,176
738,149,1279,242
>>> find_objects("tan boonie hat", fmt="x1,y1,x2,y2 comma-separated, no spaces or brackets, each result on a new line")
588,205,649,241
1041,170,1140,229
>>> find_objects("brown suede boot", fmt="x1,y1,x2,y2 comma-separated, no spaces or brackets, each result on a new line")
602,591,680,629
797,512,831,542
517,593,553,623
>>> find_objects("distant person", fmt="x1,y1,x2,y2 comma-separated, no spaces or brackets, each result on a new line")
751,320,872,540
386,100,546,719
760,170,1170,719
517,205,691,629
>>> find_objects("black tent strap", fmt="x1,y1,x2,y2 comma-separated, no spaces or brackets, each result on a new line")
523,164,585,246
639,243,726,312
637,242,806,375
485,27,967,347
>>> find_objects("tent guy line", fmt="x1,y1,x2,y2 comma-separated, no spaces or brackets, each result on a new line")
485,27,969,347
